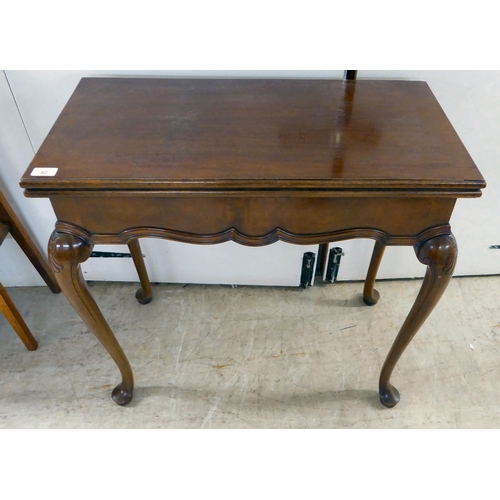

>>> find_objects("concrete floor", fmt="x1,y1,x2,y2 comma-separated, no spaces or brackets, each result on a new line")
1,276,499,428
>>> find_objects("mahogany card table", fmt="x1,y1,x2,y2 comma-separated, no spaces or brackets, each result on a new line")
20,77,485,407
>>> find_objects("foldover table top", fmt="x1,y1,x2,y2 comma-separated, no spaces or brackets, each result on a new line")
21,77,485,195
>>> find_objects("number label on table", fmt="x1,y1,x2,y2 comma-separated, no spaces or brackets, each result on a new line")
31,168,58,177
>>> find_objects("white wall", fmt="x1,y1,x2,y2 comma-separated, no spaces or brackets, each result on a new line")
0,72,57,286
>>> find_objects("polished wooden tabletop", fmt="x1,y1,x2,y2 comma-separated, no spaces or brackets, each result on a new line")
21,78,484,194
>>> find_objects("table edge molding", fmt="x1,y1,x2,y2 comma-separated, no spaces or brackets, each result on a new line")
54,221,452,247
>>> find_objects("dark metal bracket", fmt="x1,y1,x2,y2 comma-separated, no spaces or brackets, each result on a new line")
300,252,316,289
325,247,344,283
90,251,134,258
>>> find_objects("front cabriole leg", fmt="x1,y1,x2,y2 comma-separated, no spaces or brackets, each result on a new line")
48,231,134,405
379,233,457,408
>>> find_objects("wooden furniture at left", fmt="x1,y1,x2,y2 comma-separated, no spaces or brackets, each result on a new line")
0,190,61,349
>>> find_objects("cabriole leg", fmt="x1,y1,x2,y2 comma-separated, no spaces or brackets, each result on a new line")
48,231,134,405
127,239,153,305
379,233,457,408
363,240,386,306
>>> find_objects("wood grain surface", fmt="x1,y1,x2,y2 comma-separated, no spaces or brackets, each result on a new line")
21,78,485,193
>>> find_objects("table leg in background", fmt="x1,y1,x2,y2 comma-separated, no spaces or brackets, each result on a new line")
127,238,153,305
363,240,386,306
